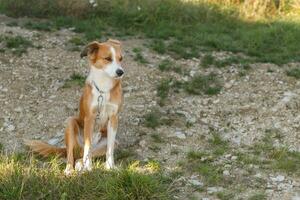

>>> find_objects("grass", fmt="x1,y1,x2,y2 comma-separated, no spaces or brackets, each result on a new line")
248,192,267,200
156,79,172,106
208,133,229,156
133,48,148,64
68,37,86,46
0,154,172,200
286,68,300,79
24,21,53,31
1,0,300,64
150,40,166,54
143,109,178,129
158,59,182,74
184,73,222,95
2,36,33,55
151,134,164,143
63,73,85,88
201,54,252,68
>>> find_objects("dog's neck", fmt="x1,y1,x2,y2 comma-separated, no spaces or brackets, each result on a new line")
86,66,114,93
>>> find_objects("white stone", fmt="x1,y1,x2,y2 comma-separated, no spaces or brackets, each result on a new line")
189,179,203,187
175,131,186,139
223,170,230,176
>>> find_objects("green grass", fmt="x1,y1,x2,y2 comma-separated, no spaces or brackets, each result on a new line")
286,68,300,79
158,59,182,74
151,134,164,143
1,0,300,64
63,73,85,88
143,109,173,129
184,73,222,95
68,37,86,46
2,36,33,55
0,154,171,200
150,40,166,54
133,48,148,64
24,21,53,31
156,79,172,106
248,192,267,200
208,133,230,156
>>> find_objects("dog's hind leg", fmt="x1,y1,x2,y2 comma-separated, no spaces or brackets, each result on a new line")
64,117,82,175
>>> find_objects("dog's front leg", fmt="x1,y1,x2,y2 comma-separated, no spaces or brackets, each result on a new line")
105,115,118,169
83,116,95,171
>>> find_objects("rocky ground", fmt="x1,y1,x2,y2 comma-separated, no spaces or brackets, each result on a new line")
1,15,300,199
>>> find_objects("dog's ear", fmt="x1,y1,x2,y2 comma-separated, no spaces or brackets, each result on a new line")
80,41,100,58
107,39,121,46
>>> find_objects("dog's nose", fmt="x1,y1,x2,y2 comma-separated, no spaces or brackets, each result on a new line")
116,69,124,77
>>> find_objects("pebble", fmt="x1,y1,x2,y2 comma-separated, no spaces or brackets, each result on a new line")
207,187,223,194
271,175,285,182
188,179,203,187
48,138,61,145
223,170,230,176
174,131,186,139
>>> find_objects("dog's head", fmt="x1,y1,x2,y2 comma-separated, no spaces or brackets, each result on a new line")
81,39,124,79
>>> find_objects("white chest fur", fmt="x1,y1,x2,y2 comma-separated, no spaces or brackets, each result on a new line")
87,67,118,125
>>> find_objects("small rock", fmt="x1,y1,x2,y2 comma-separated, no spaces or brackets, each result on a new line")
207,187,223,194
271,175,285,182
223,170,230,176
48,138,61,145
6,124,15,132
231,156,238,160
188,179,203,187
174,131,186,139
139,140,146,148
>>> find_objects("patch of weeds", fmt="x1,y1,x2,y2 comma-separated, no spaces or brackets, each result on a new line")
143,109,174,129
68,36,85,46
144,110,161,129
5,36,33,55
286,68,300,79
6,21,18,27
217,190,235,200
133,48,148,64
157,79,172,106
63,73,85,88
198,162,224,185
151,134,164,143
271,148,300,174
150,40,166,54
184,73,222,95
208,132,229,156
115,149,136,162
248,192,267,200
158,59,182,74
201,54,215,68
187,151,209,160
24,21,53,31
149,144,161,152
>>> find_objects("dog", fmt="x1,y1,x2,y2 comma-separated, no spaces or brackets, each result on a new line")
25,39,124,175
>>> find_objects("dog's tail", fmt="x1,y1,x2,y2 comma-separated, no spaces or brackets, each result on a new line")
24,139,66,158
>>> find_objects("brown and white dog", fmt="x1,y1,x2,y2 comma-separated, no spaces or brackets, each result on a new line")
25,39,124,175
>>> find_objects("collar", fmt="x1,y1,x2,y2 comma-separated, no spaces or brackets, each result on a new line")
91,80,105,95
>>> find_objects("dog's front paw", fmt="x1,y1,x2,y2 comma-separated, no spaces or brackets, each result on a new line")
75,159,84,172
64,164,74,176
83,157,92,172
105,161,116,170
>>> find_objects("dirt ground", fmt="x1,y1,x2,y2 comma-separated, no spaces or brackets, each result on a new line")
1,15,300,199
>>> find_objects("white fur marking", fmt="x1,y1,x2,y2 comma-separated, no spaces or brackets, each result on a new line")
103,47,124,78
105,119,117,169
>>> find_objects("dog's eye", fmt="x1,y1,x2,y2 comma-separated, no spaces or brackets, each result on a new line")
105,57,112,62
119,56,123,61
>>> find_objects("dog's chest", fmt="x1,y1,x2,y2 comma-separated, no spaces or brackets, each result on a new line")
91,86,118,127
